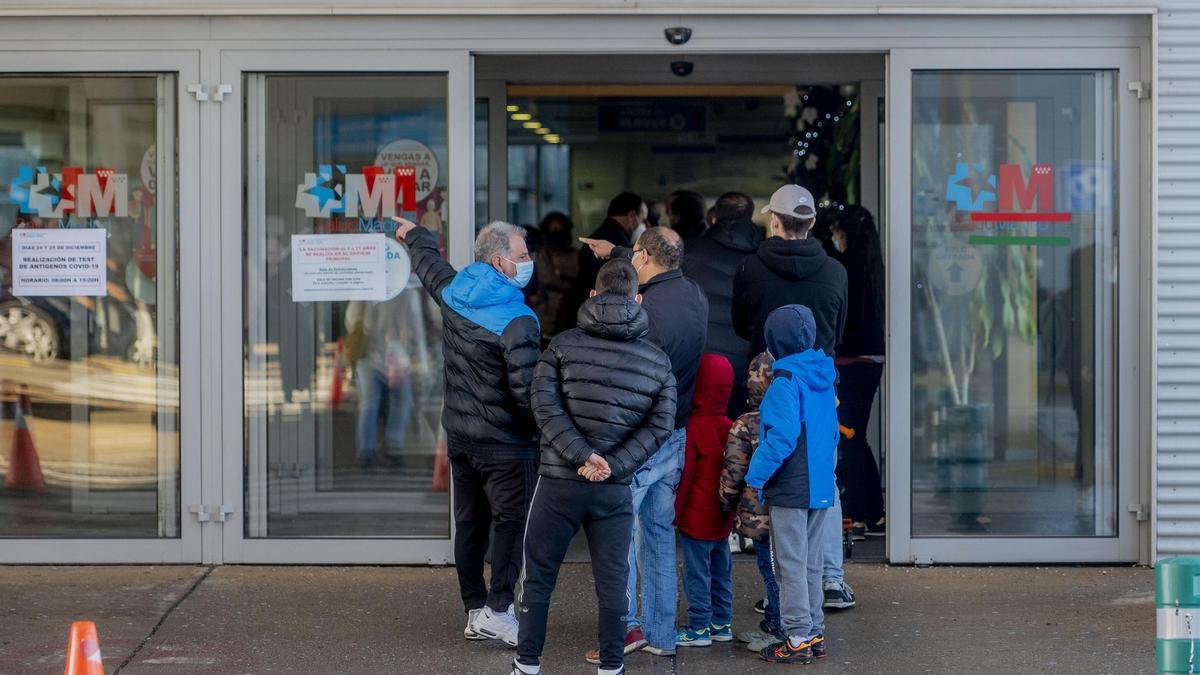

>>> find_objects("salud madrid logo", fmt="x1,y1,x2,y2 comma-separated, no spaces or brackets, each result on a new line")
295,164,420,219
946,160,1111,223
9,166,129,219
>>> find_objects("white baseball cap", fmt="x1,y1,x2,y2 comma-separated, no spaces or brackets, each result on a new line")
761,184,817,219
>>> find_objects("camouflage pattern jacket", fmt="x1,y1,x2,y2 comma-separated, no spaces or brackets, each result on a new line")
718,352,773,542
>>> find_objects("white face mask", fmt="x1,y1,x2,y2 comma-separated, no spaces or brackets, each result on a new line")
501,257,535,288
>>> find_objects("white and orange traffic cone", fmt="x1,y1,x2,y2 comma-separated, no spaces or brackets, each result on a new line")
5,391,46,493
63,621,104,675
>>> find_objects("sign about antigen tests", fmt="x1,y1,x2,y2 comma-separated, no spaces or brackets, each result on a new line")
12,228,108,297
291,233,387,302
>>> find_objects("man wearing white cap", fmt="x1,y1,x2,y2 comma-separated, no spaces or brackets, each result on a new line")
731,184,847,361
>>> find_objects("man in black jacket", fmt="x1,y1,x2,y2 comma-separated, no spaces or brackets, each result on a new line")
576,192,647,303
394,216,541,648
514,259,676,675
578,226,707,659
682,191,764,418
732,184,847,360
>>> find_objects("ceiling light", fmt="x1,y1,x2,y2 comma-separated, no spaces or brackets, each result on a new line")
522,121,542,130
511,113,532,121
535,128,551,135
544,135,561,143
506,104,519,112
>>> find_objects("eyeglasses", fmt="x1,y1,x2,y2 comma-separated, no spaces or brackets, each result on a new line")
632,248,646,256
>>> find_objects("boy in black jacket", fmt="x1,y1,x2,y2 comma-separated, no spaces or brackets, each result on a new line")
513,259,677,675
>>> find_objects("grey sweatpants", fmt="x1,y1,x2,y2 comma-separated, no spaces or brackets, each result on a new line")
769,505,830,640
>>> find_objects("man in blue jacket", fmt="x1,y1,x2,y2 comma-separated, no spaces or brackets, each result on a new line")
394,216,541,649
744,304,839,665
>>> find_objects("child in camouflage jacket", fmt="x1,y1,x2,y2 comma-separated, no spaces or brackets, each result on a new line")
717,351,782,649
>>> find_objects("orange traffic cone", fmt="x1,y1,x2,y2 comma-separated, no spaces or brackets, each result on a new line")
5,392,46,493
63,620,104,675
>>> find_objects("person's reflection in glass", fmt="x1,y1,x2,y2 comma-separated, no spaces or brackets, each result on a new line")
346,297,415,470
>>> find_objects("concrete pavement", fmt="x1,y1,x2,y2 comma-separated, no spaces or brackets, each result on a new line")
0,562,1153,674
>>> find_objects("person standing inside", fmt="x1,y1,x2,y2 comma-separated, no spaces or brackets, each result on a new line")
394,216,541,648
673,353,736,649
667,189,708,241
533,211,580,342
578,226,708,661
744,305,839,665
829,205,887,539
576,192,647,303
730,184,856,610
513,259,677,675
682,191,764,418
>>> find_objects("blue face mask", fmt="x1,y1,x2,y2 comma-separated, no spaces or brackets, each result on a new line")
502,257,535,288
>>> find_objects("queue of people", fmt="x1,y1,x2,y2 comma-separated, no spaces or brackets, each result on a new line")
392,179,886,674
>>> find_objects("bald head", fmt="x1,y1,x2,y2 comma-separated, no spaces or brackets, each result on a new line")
637,226,683,271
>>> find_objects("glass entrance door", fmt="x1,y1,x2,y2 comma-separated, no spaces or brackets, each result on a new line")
0,52,201,562
887,49,1144,563
218,51,472,563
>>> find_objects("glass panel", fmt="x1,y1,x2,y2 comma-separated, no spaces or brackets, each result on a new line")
475,98,488,231
910,70,1116,537
0,75,179,537
243,74,449,538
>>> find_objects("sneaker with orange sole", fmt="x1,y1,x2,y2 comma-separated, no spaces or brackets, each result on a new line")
584,626,647,664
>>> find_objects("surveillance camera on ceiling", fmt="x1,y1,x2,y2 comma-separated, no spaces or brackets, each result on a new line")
664,27,692,45
670,61,695,78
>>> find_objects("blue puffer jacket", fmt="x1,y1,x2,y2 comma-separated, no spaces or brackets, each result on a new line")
403,226,542,461
743,305,839,509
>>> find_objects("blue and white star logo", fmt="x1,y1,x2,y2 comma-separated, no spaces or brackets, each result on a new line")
295,164,346,217
946,162,996,212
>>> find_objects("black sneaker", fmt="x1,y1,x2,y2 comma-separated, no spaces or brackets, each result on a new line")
759,638,815,664
850,522,867,541
866,517,886,537
810,634,828,660
753,597,767,614
823,579,856,609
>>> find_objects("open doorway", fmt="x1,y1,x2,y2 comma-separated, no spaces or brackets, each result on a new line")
476,53,888,561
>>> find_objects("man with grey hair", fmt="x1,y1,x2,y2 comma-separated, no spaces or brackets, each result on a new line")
395,216,541,649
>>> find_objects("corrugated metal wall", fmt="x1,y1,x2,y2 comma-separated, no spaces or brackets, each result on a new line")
1158,2,1200,557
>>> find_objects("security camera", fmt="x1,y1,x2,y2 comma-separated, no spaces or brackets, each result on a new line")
670,61,695,77
664,27,692,45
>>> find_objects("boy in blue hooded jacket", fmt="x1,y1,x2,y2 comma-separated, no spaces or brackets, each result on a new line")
743,304,839,665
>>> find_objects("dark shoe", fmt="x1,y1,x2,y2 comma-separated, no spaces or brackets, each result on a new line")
810,634,827,659
759,638,815,664
850,522,867,541
866,517,886,537
584,625,646,664
823,579,856,610
753,597,767,614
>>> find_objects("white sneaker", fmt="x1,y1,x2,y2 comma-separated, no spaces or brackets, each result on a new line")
464,608,487,640
473,605,519,647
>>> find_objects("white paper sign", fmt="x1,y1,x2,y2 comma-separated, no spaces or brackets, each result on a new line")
12,228,108,297
291,233,386,302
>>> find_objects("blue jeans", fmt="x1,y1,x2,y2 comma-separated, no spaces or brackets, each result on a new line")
355,360,414,460
822,490,844,584
755,538,781,630
626,427,685,650
680,533,733,630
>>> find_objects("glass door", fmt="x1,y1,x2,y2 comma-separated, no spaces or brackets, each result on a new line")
887,48,1143,563
0,52,201,562
218,50,472,563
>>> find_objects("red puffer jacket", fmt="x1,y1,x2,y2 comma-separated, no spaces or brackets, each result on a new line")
674,354,736,541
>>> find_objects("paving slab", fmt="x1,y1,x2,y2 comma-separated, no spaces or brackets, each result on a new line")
0,565,207,674
111,561,1152,674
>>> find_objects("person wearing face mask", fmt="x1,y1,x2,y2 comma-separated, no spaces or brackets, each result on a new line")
394,216,541,650
577,226,708,662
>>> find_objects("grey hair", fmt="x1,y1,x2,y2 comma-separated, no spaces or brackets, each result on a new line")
474,221,525,263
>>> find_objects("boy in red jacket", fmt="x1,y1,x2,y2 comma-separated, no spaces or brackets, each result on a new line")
673,353,736,647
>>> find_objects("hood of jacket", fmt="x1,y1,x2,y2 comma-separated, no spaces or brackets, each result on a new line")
756,237,832,282
576,293,650,341
764,303,817,359
745,351,775,410
442,262,537,336
774,349,837,394
691,353,734,416
704,217,763,253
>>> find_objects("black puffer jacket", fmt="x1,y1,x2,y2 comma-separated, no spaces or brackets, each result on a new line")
403,226,541,461
732,237,847,361
532,294,677,484
682,217,763,417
